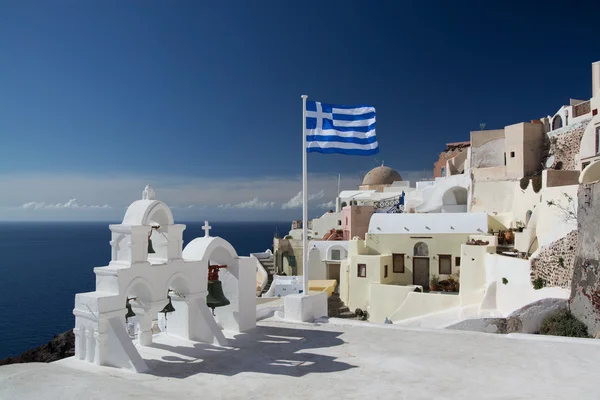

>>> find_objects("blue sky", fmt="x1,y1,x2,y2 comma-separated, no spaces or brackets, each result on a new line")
0,0,599,221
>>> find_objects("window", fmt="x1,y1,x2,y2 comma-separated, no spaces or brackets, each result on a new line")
510,151,515,158
455,257,461,267
338,220,342,226
357,264,367,278
596,126,600,154
413,242,429,257
384,265,388,278
393,253,405,273
441,167,446,176
504,153,507,165
331,249,341,261
439,255,452,275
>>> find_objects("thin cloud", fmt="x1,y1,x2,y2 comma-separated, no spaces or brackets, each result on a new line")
318,200,336,209
282,190,325,209
171,205,201,209
233,197,275,210
0,170,428,221
219,197,275,210
22,198,110,210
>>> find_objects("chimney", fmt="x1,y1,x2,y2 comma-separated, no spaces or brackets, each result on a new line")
593,61,600,98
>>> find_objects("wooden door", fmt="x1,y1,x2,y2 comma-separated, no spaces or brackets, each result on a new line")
327,263,341,283
413,258,430,288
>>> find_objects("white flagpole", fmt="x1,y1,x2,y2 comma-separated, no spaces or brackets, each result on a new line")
301,94,309,296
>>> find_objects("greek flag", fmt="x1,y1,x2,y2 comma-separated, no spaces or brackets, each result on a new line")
305,100,379,155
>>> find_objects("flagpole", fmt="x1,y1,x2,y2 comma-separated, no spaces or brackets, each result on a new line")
301,94,309,296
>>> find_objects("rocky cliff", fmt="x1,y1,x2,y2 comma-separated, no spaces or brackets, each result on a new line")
0,330,74,366
570,184,600,337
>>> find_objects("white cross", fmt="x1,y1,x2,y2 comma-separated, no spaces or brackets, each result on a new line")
306,102,332,134
202,221,212,237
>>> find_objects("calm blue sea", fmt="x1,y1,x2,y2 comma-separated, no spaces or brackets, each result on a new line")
0,221,289,359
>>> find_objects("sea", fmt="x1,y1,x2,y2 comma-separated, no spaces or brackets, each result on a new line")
0,221,290,359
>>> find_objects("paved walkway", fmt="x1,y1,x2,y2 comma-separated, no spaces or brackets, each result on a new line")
1,319,598,399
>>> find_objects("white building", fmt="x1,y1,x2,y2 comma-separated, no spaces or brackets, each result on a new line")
72,186,256,372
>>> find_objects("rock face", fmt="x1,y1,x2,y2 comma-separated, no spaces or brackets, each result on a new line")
0,330,74,366
569,184,600,337
546,119,591,171
506,298,568,334
445,298,568,335
530,230,578,288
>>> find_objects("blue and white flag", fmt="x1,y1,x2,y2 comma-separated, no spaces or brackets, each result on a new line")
305,100,379,156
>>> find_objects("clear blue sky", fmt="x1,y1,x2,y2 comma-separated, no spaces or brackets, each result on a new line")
0,0,599,221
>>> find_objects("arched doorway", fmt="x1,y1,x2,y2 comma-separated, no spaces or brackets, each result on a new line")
552,115,563,130
413,242,430,288
441,187,468,212
525,210,533,226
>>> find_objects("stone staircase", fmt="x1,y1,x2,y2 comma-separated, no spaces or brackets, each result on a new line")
256,254,275,295
328,291,358,319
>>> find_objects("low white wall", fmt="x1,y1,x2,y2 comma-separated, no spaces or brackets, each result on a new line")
514,228,535,253
389,292,461,322
484,253,531,285
494,283,569,316
483,253,569,315
284,292,327,322
263,275,303,298
368,284,417,323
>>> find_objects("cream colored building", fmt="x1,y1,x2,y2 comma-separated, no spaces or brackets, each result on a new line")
339,212,491,319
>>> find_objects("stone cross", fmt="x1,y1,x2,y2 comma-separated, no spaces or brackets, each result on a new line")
202,221,212,237
143,185,155,200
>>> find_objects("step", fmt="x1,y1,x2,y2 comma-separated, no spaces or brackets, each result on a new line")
338,311,357,319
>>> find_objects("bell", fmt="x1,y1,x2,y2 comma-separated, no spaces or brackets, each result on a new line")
148,238,155,254
160,296,176,317
206,280,230,314
125,301,136,321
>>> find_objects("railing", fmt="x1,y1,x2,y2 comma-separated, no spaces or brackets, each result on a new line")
573,101,591,118
373,195,404,213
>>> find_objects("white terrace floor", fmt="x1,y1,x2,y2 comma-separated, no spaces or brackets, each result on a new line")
1,318,599,400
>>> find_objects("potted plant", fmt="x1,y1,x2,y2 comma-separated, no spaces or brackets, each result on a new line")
504,229,514,244
515,221,525,232
438,279,450,292
429,274,439,291
447,276,458,292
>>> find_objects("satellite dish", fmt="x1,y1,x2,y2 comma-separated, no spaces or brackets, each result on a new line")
545,155,556,169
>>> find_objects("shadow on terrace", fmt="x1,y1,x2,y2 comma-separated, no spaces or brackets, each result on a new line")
142,324,356,379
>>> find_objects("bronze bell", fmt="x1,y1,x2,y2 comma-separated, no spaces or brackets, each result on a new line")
160,295,176,317
206,265,230,314
148,238,155,254
125,301,136,321
206,280,230,315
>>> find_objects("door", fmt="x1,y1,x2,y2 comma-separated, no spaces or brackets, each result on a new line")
413,257,430,288
327,263,341,283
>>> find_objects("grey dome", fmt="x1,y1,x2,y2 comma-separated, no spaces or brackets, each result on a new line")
362,166,402,186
